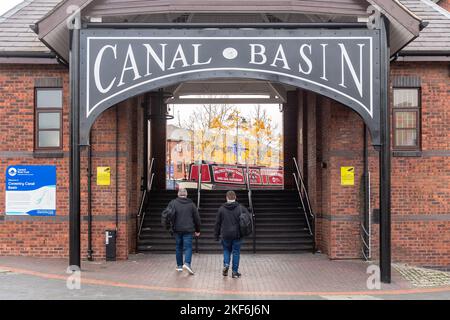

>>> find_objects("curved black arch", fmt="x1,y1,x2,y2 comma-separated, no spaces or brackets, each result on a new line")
72,22,392,284
80,70,380,145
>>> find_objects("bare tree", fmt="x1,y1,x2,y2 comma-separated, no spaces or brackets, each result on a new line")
181,103,236,161
250,105,279,166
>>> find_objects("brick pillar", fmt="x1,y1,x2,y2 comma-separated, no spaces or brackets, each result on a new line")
149,93,167,190
306,91,319,210
296,89,308,188
321,101,365,259
283,91,299,189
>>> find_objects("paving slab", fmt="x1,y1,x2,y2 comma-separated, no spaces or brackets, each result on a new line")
0,254,448,299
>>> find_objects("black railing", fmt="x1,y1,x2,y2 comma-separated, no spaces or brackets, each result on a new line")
293,157,315,252
138,158,154,238
245,165,256,253
195,162,202,253
197,162,202,209
360,171,371,260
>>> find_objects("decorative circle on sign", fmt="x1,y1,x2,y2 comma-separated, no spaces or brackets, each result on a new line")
222,48,238,60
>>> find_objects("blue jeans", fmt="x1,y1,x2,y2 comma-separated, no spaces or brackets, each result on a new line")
222,239,242,273
175,233,193,267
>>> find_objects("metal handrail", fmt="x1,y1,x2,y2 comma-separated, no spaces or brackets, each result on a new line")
361,171,371,260
245,165,256,253
147,158,155,191
293,158,315,219
292,157,315,250
293,173,313,235
195,162,203,254
245,165,254,213
197,163,202,209
138,157,155,238
138,172,154,238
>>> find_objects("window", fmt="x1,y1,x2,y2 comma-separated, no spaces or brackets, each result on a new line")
35,88,63,149
393,88,420,150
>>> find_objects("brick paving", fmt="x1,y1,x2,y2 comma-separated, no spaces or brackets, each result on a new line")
0,253,416,297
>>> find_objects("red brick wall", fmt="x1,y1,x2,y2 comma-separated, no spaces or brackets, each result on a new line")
438,0,450,11
0,64,70,257
365,62,450,268
300,61,450,267
0,59,449,268
0,64,141,260
317,100,365,259
387,62,450,268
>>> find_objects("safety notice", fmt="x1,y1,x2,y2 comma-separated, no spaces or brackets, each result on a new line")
341,167,355,186
97,167,111,186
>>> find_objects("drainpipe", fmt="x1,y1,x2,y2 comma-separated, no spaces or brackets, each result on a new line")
87,131,93,261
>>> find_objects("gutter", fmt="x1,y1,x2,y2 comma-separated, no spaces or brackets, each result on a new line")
394,47,450,61
0,51,55,58
398,50,450,56
0,49,68,66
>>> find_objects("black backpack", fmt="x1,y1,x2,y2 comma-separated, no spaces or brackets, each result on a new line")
238,206,253,238
161,201,176,235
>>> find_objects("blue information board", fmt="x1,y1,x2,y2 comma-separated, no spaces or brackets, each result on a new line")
5,165,56,216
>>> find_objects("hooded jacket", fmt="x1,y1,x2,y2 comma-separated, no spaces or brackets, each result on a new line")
170,197,201,233
214,201,248,241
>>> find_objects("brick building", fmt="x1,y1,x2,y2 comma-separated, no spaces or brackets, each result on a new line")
0,0,449,279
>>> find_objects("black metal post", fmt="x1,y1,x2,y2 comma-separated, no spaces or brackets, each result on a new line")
137,96,149,251
87,131,93,261
379,16,391,283
69,23,81,268
143,95,149,191
253,212,256,254
115,106,119,230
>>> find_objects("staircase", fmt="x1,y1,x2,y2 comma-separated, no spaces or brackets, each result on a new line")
251,189,313,252
138,189,313,253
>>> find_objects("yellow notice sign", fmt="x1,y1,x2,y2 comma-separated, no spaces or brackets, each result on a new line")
341,167,355,186
97,167,111,186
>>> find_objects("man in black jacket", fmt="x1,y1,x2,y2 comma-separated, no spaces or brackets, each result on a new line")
214,190,247,278
169,188,201,275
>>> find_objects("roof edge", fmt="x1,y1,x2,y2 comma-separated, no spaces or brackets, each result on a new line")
369,0,422,36
35,0,93,39
421,0,450,19
0,0,33,23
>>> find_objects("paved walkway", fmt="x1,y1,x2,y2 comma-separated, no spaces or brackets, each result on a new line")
0,253,449,300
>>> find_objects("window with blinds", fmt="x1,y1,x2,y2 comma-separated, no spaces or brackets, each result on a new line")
393,88,421,150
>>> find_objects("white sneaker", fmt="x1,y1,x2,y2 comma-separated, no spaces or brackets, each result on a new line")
183,264,195,275
176,266,183,272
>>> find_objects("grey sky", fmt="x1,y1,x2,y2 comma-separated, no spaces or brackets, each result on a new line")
0,0,23,16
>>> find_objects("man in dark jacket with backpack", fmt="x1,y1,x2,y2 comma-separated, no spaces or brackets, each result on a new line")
167,188,201,275
214,190,249,278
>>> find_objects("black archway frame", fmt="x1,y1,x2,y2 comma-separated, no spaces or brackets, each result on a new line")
69,20,391,283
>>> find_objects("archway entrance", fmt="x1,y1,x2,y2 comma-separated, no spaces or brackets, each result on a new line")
140,80,307,255
164,80,285,191
68,22,393,281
